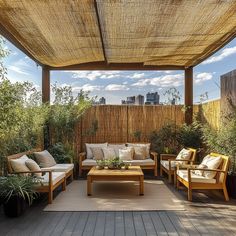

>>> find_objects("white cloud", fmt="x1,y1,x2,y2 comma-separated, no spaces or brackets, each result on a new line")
132,74,184,88
105,84,130,91
71,70,121,81
8,65,30,75
194,72,213,84
128,72,145,79
72,84,102,92
202,46,236,64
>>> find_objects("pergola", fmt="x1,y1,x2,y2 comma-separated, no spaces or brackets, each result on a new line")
1,0,236,123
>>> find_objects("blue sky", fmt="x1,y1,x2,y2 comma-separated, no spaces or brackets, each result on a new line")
2,37,236,104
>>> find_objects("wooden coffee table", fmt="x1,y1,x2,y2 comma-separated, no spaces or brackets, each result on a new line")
87,166,144,196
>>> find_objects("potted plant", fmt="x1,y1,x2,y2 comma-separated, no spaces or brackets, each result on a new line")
0,175,39,217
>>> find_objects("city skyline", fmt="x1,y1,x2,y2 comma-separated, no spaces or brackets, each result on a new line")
2,37,236,104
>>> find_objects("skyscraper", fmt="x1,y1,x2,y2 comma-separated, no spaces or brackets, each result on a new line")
135,95,144,105
145,92,160,105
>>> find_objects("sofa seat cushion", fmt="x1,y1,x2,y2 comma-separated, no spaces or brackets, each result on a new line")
82,159,97,166
177,170,216,184
82,158,155,167
160,160,177,170
41,164,74,174
124,158,155,166
37,172,65,186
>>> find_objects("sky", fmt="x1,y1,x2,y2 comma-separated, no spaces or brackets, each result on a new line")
2,37,236,104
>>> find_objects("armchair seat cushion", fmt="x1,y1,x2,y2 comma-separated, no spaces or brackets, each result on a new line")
41,164,74,174
177,170,216,184
36,172,65,186
161,160,177,170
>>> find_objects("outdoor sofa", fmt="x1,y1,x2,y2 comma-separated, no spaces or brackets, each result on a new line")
79,143,158,177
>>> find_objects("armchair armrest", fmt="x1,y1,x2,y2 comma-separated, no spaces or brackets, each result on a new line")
160,154,176,161
79,152,86,161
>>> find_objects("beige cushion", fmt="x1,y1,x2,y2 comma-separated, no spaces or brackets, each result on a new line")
85,143,108,159
34,150,56,168
125,158,155,166
133,146,146,160
82,159,97,166
108,144,126,156
199,155,222,179
25,159,42,177
176,148,192,164
91,147,104,160
177,170,216,184
160,160,177,170
127,143,150,158
41,164,74,174
119,148,133,161
102,147,116,160
193,164,208,176
37,172,65,186
10,155,30,173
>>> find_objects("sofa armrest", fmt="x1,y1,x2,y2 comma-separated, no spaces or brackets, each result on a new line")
150,151,158,163
160,154,176,161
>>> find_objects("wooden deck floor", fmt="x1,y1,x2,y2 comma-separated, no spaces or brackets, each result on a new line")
1,179,236,236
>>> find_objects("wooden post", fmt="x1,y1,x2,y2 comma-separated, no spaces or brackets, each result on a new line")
184,67,193,124
42,66,50,103
42,66,50,149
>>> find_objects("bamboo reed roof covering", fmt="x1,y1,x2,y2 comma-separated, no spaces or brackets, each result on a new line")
0,0,236,69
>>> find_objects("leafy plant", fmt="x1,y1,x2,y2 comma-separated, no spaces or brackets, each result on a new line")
0,175,39,205
133,130,142,141
163,87,181,105
48,142,73,163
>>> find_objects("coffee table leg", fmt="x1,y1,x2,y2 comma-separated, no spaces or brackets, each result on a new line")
139,176,144,195
87,176,92,196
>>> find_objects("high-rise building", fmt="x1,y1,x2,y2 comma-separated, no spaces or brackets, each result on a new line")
122,96,135,104
99,97,106,105
145,92,160,105
135,95,144,105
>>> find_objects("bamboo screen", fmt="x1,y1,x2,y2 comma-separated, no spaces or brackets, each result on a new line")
0,0,236,67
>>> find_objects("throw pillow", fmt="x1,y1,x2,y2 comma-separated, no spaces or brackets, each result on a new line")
85,143,108,159
102,147,116,160
193,164,208,176
176,148,192,164
34,150,57,168
25,159,42,177
200,155,222,179
127,143,150,158
119,148,133,161
133,146,146,160
91,147,104,161
10,155,30,174
108,144,126,156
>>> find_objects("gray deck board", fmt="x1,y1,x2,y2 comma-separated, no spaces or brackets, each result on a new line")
1,181,236,236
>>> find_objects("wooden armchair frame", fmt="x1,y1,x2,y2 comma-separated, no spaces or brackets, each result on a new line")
79,150,158,177
7,151,66,204
176,153,229,201
160,148,197,183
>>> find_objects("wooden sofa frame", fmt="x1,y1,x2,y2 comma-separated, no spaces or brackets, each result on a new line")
7,150,66,204
160,148,197,183
79,150,158,177
176,152,230,201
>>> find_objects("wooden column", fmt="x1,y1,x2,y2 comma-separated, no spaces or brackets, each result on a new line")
184,67,193,124
42,66,50,103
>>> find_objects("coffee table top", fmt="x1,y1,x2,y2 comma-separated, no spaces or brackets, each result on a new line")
88,166,144,177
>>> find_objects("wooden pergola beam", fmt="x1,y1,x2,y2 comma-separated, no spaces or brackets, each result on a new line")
49,62,185,71
184,67,193,124
42,66,50,103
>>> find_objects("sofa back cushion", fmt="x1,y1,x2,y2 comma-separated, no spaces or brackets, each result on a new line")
126,143,150,158
85,143,108,159
102,147,116,160
34,150,57,168
10,155,30,174
25,159,42,177
119,148,133,161
108,144,126,156
91,147,104,161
